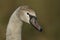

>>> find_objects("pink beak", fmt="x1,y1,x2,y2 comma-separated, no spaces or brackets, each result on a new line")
30,17,42,32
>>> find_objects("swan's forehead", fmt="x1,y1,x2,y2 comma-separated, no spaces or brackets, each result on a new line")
19,6,36,16
23,9,36,17
29,11,36,16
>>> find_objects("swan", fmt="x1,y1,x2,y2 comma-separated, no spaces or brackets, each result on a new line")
6,6,42,40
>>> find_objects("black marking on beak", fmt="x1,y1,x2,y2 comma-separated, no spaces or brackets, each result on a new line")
27,13,42,32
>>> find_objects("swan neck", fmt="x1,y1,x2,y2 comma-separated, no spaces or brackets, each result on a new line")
6,7,23,40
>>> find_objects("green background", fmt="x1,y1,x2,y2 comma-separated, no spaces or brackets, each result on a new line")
0,0,60,40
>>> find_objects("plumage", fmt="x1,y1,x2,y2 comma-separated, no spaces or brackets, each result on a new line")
6,6,42,40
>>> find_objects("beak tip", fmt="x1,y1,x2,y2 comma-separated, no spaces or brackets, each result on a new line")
39,28,43,32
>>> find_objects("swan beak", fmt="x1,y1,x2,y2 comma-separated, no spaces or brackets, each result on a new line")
30,17,42,32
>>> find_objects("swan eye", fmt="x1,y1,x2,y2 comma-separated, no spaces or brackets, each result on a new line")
27,13,29,15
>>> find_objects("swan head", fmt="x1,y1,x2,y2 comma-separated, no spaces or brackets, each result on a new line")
19,6,42,32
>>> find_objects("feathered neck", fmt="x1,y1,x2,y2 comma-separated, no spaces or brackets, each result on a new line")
6,7,23,40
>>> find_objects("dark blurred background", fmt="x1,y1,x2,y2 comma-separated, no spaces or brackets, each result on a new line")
0,0,60,40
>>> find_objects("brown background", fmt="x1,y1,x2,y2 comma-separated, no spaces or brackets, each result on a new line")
0,0,60,40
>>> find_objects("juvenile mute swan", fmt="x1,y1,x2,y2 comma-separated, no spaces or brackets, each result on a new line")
6,6,42,40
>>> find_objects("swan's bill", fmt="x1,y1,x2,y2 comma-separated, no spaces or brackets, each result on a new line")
29,16,42,32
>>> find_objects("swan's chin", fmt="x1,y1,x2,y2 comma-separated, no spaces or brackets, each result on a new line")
30,17,42,32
